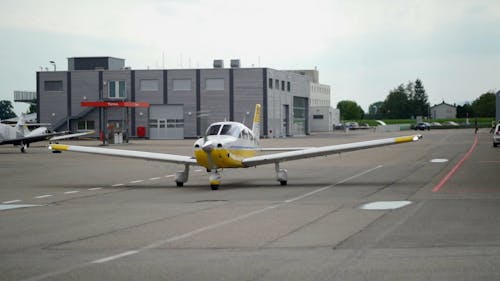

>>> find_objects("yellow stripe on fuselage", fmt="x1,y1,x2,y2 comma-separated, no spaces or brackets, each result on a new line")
50,144,70,151
194,148,257,169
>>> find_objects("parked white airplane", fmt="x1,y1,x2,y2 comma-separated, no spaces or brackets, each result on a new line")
49,104,422,189
0,114,93,152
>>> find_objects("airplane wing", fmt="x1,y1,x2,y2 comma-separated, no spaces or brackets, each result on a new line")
242,135,422,167
0,135,52,146
0,131,94,146
49,144,198,165
49,131,94,141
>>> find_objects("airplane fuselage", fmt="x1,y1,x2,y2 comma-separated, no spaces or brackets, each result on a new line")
193,121,259,169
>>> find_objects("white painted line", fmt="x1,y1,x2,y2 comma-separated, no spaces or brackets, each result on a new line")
111,184,124,187
64,191,80,194
35,195,53,199
92,251,139,264
360,201,412,210
91,165,383,264
194,169,203,172
149,177,161,181
431,158,449,163
2,200,21,204
0,204,41,211
129,180,144,184
164,175,175,178
284,165,383,203
88,187,103,191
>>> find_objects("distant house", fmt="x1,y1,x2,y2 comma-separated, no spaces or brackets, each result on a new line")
430,101,456,119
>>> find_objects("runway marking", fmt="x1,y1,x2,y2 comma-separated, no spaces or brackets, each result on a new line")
194,169,203,172
34,195,52,199
0,204,41,211
432,135,478,192
92,251,139,264
2,200,21,204
64,191,80,194
149,177,161,181
430,159,448,163
91,165,383,264
129,180,144,184
111,184,124,187
165,174,175,178
360,201,412,210
88,187,102,191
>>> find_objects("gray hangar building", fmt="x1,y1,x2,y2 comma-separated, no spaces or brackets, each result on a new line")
37,57,330,139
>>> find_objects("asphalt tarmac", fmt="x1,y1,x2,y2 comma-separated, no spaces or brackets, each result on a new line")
1,128,499,281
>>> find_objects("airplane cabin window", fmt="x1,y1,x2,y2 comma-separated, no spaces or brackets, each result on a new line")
206,125,221,136
220,125,232,135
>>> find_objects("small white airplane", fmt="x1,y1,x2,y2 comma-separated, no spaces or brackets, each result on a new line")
49,104,422,190
0,114,93,153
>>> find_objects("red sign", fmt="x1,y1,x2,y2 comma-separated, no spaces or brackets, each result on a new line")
81,101,150,107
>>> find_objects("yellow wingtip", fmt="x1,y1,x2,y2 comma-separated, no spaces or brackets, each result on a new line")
50,144,70,151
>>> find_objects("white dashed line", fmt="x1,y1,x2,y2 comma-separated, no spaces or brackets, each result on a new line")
92,251,139,264
64,191,80,194
112,184,124,187
129,180,144,184
2,200,21,204
149,177,161,181
164,175,175,178
88,187,103,191
194,169,203,172
35,195,53,199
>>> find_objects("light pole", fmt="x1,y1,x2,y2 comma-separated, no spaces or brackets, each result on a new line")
49,61,56,71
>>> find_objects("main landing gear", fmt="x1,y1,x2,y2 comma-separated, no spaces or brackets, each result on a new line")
275,162,288,186
175,164,190,187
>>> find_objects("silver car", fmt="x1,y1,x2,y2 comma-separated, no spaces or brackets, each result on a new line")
493,124,500,147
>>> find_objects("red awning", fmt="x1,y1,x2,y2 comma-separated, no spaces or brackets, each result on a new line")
81,101,150,107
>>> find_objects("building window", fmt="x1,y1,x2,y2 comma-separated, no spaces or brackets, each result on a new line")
77,120,95,130
139,79,159,91
206,78,224,90
44,80,63,92
108,80,126,98
268,78,273,89
167,119,184,128
281,81,285,91
287,81,291,92
173,79,192,91
313,115,324,119
275,79,279,89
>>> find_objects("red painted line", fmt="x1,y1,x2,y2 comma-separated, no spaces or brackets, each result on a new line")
432,135,478,192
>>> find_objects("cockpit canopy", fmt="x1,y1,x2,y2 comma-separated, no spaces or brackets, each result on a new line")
205,122,255,141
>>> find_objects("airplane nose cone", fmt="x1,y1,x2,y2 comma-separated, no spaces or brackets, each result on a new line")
202,140,214,152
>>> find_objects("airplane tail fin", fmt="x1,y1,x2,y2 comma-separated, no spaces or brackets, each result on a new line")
15,114,30,136
252,104,261,141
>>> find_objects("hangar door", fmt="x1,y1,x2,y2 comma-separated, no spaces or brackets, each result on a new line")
149,105,184,139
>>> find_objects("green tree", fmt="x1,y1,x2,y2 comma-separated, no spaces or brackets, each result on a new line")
471,92,495,117
380,84,410,119
0,100,17,120
456,103,473,118
412,79,429,117
27,103,37,114
367,101,384,119
336,100,364,120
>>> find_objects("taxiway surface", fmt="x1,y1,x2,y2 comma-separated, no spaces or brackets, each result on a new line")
1,129,499,280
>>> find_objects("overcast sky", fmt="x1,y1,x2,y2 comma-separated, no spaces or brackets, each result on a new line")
1,0,499,115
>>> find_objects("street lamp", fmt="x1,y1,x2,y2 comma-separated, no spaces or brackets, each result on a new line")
49,61,56,71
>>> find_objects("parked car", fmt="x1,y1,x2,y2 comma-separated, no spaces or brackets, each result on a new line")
443,121,459,126
493,124,500,147
414,122,430,131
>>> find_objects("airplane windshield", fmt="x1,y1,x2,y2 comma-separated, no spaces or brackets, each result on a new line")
220,124,241,137
206,125,221,136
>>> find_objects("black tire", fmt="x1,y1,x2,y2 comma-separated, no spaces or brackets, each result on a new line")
211,185,219,190
176,182,183,187
280,180,287,186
